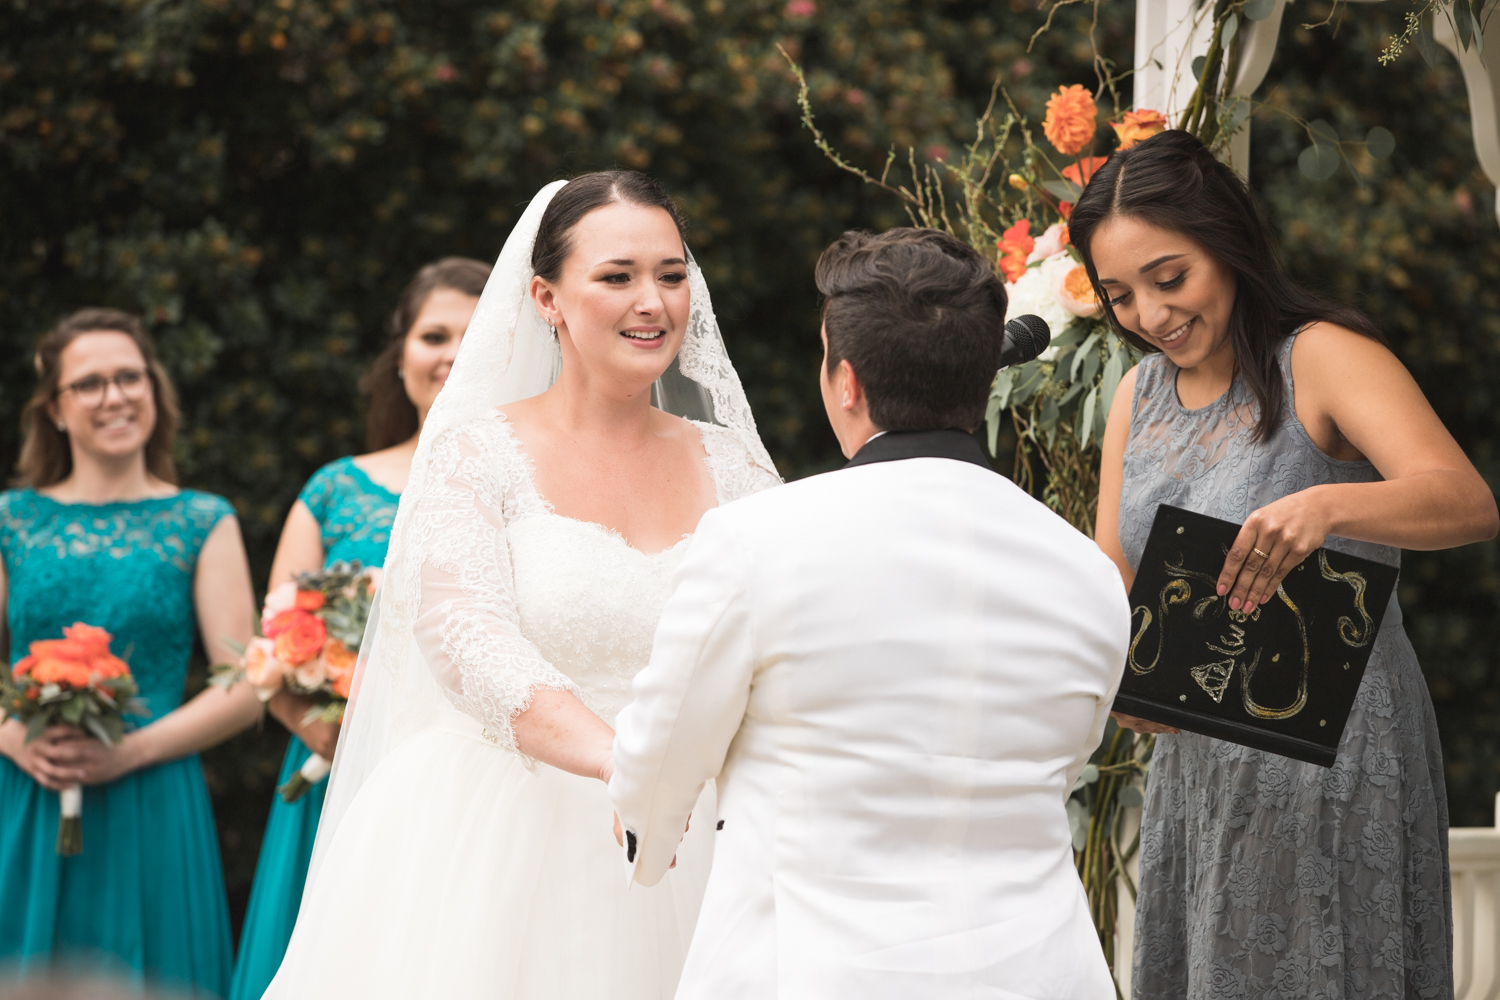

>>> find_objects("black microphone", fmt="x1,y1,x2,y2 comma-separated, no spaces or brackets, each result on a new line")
1000,314,1051,369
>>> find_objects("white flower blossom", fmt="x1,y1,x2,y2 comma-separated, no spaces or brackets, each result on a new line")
1004,251,1080,360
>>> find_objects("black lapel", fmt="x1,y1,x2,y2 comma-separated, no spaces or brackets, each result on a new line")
843,429,995,473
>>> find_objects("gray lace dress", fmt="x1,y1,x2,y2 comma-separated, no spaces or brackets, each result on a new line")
1122,334,1453,1000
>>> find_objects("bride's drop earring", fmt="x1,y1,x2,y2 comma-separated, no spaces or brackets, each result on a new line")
547,320,558,338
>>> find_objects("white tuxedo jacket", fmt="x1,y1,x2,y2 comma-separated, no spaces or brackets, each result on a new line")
610,430,1131,999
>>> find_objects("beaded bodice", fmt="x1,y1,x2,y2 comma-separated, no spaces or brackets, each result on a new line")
0,490,234,721
299,456,400,569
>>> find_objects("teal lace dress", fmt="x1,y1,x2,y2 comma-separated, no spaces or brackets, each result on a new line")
0,489,238,994
229,457,398,1000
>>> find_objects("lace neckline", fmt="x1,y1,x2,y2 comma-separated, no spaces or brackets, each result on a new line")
490,409,707,558
25,488,185,510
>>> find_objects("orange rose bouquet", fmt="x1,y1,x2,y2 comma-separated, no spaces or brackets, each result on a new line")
213,561,376,802
3,623,147,855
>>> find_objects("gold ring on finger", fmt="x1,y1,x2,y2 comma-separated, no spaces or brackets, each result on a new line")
1252,547,1269,559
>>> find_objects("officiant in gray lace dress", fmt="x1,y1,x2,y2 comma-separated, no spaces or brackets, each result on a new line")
1074,130,1497,999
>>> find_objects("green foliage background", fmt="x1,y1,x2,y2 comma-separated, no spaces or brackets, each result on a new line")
2,0,1496,931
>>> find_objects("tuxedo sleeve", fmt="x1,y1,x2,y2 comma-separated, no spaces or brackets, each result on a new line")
609,506,755,887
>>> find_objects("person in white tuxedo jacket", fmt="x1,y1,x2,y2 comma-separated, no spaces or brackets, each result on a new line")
609,227,1132,999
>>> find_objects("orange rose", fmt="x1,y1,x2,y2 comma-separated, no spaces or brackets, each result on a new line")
295,589,326,612
1059,264,1103,318
32,657,92,688
1061,156,1109,188
274,613,327,666
62,623,113,659
89,654,130,680
1111,108,1167,150
323,639,357,700
995,219,1035,283
1043,85,1098,156
13,654,36,679
263,609,308,639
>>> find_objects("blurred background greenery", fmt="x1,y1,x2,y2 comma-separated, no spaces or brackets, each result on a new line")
2,0,1496,933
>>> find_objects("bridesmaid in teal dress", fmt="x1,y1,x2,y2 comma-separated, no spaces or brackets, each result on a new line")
0,309,261,994
230,257,489,1000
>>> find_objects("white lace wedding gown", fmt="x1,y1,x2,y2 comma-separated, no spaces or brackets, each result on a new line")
264,410,779,999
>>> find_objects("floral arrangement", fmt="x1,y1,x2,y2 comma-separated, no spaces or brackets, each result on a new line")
3,622,147,855
214,562,376,802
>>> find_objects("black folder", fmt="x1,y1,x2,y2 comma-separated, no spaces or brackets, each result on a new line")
1113,505,1398,767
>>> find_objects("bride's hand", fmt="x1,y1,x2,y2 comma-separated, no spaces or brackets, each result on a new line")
597,752,615,785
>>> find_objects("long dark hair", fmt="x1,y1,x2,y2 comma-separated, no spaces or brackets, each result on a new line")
360,257,491,450
15,308,179,488
1068,129,1384,441
531,170,686,283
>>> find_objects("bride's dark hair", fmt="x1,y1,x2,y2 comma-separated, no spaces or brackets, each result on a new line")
531,171,687,283
1068,129,1383,441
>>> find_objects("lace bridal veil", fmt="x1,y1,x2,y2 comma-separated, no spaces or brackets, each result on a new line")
304,178,776,886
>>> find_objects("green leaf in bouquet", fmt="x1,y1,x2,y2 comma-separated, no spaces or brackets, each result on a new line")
1039,395,1060,432
25,714,48,744
1048,323,1089,352
1070,332,1101,382
1365,126,1395,161
1079,386,1099,448
61,698,85,724
1415,9,1438,67
83,715,113,745
1220,12,1239,45
1041,179,1083,202
1011,361,1048,405
990,366,1018,412
1454,0,1474,50
1242,0,1276,20
1080,339,1102,386
1052,349,1076,386
1298,143,1340,181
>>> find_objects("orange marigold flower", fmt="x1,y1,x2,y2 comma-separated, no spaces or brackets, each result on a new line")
13,655,36,679
1060,264,1103,318
274,613,328,666
1062,156,1109,188
294,589,326,612
1043,85,1098,156
90,655,130,680
1111,108,1168,150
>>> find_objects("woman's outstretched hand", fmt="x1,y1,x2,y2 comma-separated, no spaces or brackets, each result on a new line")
1216,488,1331,612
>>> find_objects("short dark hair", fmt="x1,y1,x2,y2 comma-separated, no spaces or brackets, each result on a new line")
15,308,179,488
1069,129,1384,442
816,228,1008,432
531,170,686,283
360,256,492,450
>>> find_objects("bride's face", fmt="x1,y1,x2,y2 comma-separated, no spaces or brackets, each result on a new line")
531,201,690,389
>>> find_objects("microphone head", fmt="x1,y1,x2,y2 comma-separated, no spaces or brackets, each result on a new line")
1003,314,1051,364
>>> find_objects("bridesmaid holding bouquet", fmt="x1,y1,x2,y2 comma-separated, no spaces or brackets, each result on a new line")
0,308,262,993
229,257,488,1000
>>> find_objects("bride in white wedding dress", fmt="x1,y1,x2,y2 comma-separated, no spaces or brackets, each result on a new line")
264,172,779,999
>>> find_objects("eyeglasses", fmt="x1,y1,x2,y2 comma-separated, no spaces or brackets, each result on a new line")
58,369,151,408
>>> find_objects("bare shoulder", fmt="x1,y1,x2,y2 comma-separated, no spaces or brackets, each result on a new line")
1289,321,1401,378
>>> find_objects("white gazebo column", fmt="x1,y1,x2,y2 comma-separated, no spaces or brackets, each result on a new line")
1132,0,1288,176
1433,0,1500,226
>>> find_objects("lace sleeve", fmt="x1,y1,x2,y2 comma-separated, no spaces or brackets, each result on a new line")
696,422,782,504
408,421,582,754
